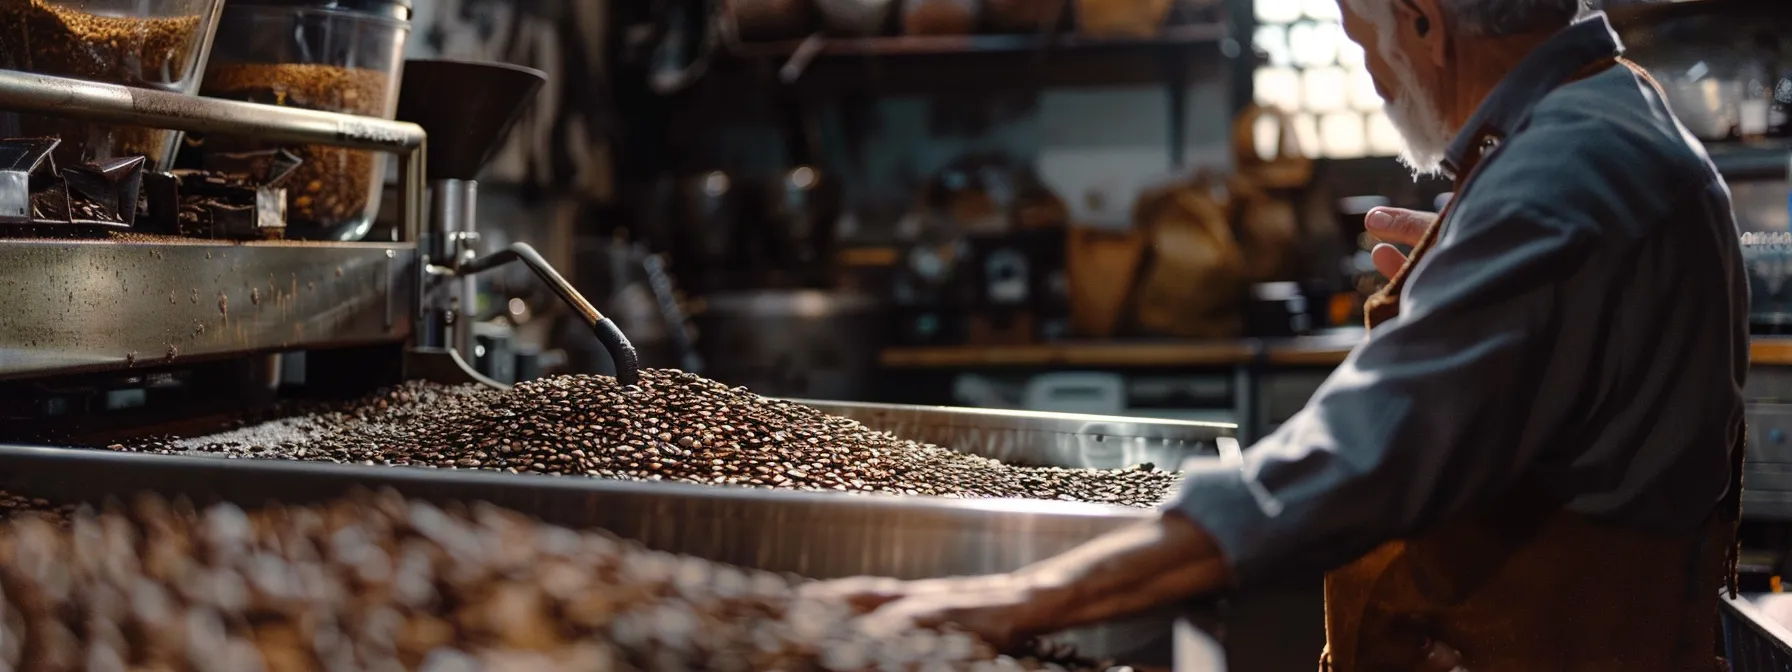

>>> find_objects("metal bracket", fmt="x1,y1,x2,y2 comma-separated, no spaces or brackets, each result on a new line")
404,347,509,390
0,71,431,379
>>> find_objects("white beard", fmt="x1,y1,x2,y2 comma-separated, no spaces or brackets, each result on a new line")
1342,0,1456,176
1382,56,1455,177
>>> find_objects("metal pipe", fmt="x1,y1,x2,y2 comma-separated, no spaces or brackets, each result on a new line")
400,144,426,244
0,70,425,151
430,178,479,358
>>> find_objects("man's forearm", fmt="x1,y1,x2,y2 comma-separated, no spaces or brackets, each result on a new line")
1013,511,1233,635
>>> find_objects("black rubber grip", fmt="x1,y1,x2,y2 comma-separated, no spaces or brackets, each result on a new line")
594,317,641,387
459,242,642,386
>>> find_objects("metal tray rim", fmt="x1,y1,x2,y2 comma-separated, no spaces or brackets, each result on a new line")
784,399,1237,440
0,443,1160,520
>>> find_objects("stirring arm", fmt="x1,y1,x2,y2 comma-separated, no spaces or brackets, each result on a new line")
456,242,642,387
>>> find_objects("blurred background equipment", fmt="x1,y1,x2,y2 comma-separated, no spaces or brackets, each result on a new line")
8,0,1792,666
693,289,887,399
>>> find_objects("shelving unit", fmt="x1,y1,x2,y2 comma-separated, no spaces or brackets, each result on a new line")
720,21,1242,170
726,23,1231,61
1709,141,1792,180
720,24,1239,90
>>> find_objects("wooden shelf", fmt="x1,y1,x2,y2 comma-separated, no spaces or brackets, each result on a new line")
719,23,1238,93
880,333,1363,369
1755,337,1792,366
1708,141,1791,180
882,336,1792,369
727,24,1231,60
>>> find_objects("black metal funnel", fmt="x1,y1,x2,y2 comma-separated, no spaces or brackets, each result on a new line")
395,59,548,181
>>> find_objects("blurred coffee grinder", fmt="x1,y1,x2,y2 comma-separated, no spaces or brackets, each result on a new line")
688,163,888,400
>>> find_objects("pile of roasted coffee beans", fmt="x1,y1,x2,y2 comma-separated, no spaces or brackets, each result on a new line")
0,489,1125,671
112,371,1178,507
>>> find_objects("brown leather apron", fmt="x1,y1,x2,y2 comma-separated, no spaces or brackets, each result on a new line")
1320,58,1744,672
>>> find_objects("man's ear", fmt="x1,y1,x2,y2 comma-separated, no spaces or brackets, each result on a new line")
1405,0,1449,68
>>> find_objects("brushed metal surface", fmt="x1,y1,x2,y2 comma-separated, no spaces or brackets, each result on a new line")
791,399,1232,470
0,70,424,152
0,443,1182,663
1724,593,1792,668
0,240,415,379
1746,403,1792,520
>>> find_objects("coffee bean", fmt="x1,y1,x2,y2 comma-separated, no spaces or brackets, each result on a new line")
199,63,389,234
0,0,203,168
106,370,1180,507
0,490,1126,670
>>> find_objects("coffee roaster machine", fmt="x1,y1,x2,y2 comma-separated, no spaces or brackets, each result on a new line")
0,68,1327,669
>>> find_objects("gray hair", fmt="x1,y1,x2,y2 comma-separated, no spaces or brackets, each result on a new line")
1442,0,1586,36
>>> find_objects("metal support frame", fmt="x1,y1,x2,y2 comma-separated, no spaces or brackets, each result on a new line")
0,71,431,380
424,178,479,355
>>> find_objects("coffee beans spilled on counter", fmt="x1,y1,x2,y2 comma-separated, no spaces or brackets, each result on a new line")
110,371,1179,508
0,489,1128,672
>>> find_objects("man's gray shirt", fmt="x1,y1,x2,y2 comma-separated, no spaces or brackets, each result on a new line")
1171,12,1750,586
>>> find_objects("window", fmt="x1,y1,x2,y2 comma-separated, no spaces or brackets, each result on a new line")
1251,0,1402,160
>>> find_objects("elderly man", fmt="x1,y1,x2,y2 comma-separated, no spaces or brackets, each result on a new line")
812,1,1749,670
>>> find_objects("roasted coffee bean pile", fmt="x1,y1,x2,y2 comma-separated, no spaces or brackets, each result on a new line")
0,489,1123,671
201,63,391,236
0,0,205,168
113,371,1179,507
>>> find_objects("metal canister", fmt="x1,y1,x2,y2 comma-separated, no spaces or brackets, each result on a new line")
693,290,886,400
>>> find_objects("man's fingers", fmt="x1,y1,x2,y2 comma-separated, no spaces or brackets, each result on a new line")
1371,243,1408,279
1364,207,1435,247
855,607,921,639
799,577,908,612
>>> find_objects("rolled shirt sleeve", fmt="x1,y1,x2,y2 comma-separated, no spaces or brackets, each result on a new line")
1169,201,1599,587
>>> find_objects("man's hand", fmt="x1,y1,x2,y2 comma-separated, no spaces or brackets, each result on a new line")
800,575,1049,652
1364,207,1436,279
801,514,1233,653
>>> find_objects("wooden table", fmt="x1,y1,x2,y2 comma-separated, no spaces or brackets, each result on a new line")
1757,338,1792,367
